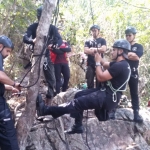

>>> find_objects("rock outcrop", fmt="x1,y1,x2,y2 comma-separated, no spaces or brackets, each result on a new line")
25,89,150,150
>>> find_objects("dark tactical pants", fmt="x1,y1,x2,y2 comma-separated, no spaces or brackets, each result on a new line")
54,63,70,94
86,66,100,88
0,97,19,150
70,88,99,121
43,55,56,99
45,88,121,122
71,88,121,121
128,71,139,110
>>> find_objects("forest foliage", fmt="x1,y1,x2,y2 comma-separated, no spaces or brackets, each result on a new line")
0,0,150,105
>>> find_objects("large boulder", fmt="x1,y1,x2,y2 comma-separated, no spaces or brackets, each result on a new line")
25,89,150,150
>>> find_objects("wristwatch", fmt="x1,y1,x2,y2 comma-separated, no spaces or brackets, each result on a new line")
95,62,101,67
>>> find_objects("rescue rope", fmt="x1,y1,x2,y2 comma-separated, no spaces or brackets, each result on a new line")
85,110,91,150
19,0,60,88
107,65,131,102
19,33,50,88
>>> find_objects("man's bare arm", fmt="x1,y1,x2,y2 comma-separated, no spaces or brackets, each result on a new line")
96,68,112,82
102,62,110,70
97,45,107,53
5,85,14,91
84,47,95,55
84,45,107,55
128,52,139,61
95,52,112,82
0,71,21,92
0,71,15,86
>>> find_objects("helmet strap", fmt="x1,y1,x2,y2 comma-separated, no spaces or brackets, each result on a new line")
0,46,5,53
113,50,123,61
112,51,118,61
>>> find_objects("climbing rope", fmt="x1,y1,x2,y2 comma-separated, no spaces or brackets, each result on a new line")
19,0,60,88
19,33,50,88
89,0,94,25
107,65,131,102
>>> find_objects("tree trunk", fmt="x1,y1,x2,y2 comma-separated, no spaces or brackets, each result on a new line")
16,1,57,149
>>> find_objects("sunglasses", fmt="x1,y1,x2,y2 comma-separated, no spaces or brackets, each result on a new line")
126,34,132,37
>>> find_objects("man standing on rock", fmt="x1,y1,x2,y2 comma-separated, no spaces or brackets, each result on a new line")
36,39,131,134
84,25,107,88
0,35,20,150
125,26,144,123
23,6,62,104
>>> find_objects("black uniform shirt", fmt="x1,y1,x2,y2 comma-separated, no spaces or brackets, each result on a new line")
23,23,38,45
0,54,5,96
23,23,63,56
108,60,130,91
127,43,143,69
84,38,106,67
103,60,130,110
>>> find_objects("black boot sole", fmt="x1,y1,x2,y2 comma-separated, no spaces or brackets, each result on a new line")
64,130,83,134
36,94,45,117
133,119,143,123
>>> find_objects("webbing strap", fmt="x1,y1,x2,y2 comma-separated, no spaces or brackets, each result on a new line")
107,65,131,102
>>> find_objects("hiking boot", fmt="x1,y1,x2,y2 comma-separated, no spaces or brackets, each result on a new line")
109,109,116,120
133,109,143,123
36,94,45,117
64,124,83,134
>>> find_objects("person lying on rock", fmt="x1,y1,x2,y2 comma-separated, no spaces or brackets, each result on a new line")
36,39,131,134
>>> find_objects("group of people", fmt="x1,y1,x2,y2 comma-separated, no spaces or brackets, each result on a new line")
84,25,143,123
36,24,143,135
0,6,71,150
0,5,143,150
23,6,71,104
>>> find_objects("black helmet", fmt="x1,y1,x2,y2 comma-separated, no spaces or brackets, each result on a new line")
125,26,137,34
113,39,131,59
0,35,14,49
37,6,43,19
90,25,100,30
113,39,131,51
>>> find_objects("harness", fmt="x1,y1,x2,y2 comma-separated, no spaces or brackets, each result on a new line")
43,57,48,70
43,25,60,70
106,65,131,102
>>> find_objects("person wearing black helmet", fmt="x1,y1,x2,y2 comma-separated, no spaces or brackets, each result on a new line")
23,6,63,104
0,35,20,150
36,39,131,134
125,26,144,123
84,25,107,89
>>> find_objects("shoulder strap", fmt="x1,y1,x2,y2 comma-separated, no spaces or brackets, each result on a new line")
107,64,131,102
